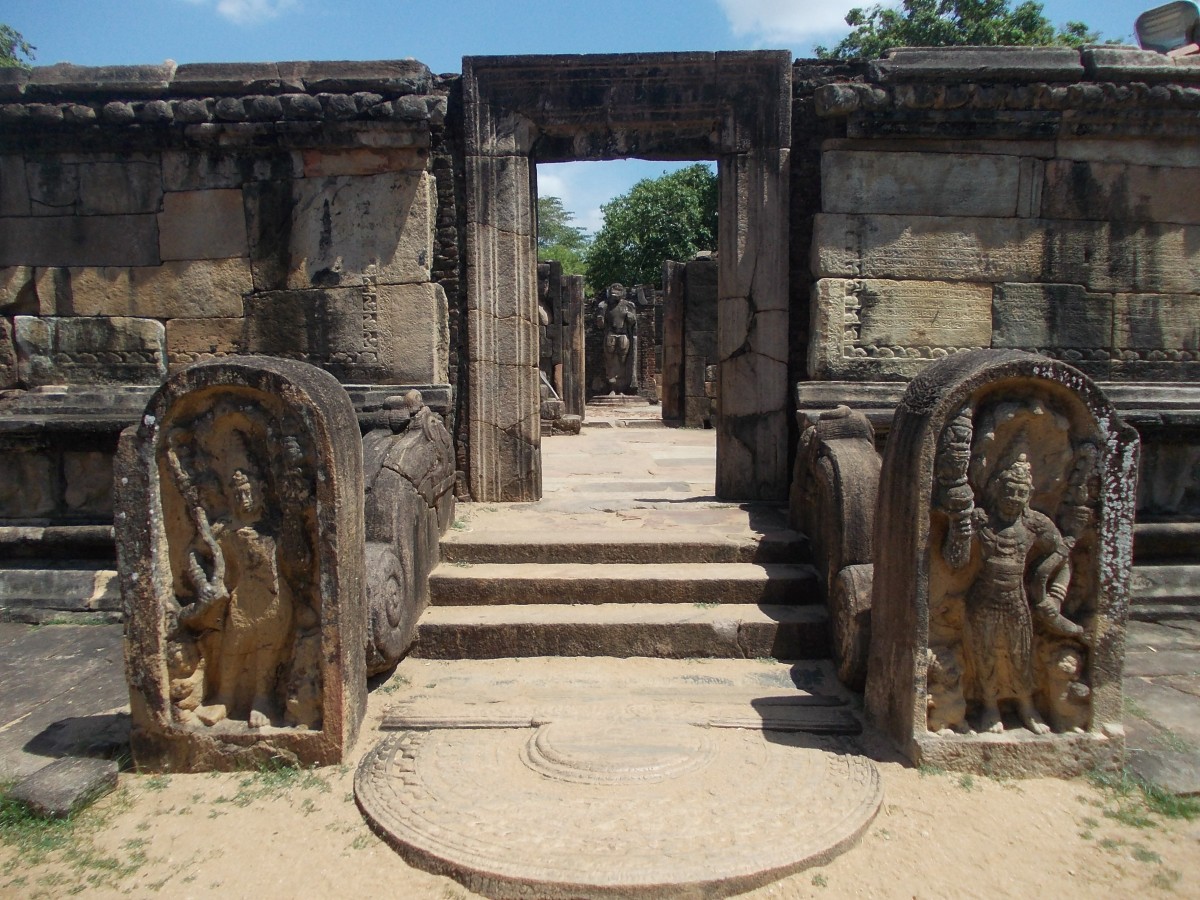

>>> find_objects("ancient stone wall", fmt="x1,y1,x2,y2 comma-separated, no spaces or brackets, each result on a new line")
0,61,450,387
806,47,1200,385
0,61,456,530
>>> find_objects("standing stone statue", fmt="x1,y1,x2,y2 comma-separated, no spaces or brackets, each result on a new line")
938,446,1083,736
116,357,366,772
596,283,639,394
865,350,1139,777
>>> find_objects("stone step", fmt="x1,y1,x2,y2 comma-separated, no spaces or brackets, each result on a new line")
1134,522,1200,563
412,603,829,660
429,562,820,606
0,563,121,623
440,530,811,564
0,526,115,561
1130,564,1200,622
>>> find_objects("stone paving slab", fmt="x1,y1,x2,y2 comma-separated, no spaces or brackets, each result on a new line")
441,529,808,564
9,756,119,818
1124,678,1200,748
1125,650,1200,678
0,624,129,780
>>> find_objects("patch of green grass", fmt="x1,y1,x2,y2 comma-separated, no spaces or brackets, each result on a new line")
219,761,330,807
1151,869,1182,891
377,672,412,695
692,601,718,609
1123,696,1151,721
957,774,977,792
350,833,372,850
1088,768,1200,827
143,774,170,792
35,614,115,627
450,519,469,531
0,784,147,890
918,764,946,778
754,656,778,665
1132,845,1161,864
0,785,76,863
811,873,828,888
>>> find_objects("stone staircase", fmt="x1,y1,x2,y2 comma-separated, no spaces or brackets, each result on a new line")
414,525,827,660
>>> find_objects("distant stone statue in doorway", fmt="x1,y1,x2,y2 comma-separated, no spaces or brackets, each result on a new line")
597,283,638,394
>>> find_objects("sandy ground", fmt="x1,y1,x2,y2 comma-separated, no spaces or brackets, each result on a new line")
3,665,1199,900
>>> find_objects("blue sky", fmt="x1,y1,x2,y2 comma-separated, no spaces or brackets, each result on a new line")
6,0,1140,234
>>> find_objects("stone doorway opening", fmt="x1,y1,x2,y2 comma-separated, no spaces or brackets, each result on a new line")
534,158,718,435
462,52,791,503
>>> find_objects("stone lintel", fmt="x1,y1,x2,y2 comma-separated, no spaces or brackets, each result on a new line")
869,46,1085,83
1083,47,1200,83
23,63,178,101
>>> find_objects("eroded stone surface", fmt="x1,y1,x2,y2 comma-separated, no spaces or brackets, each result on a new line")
865,350,1140,775
362,390,455,674
357,659,880,900
115,356,365,771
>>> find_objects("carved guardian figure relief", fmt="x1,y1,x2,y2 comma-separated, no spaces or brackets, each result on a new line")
928,397,1098,737
160,395,322,732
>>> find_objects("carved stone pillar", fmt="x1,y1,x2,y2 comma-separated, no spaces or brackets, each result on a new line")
717,146,790,500
462,63,541,501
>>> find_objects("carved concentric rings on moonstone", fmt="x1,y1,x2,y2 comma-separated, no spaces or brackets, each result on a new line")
519,720,715,785
356,723,882,898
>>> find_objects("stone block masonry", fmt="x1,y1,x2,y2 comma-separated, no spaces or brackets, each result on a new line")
0,59,449,390
809,48,1200,384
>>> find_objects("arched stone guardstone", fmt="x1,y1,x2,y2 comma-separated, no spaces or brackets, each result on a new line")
865,350,1139,776
115,356,366,771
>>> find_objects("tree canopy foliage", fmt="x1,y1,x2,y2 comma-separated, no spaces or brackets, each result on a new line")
1,25,35,69
584,164,717,291
814,0,1100,59
537,196,590,280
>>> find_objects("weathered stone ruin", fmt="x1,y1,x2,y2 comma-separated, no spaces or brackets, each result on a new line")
363,388,456,674
536,261,584,433
0,43,1198,874
865,351,1139,775
662,253,718,427
115,357,366,771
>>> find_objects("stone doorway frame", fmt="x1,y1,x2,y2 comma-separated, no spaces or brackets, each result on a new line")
462,52,791,501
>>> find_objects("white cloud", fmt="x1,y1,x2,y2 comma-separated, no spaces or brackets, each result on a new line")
717,0,863,45
183,0,298,25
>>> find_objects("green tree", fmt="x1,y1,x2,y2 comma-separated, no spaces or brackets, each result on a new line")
585,164,717,291
814,0,1100,59
537,196,590,279
1,25,35,69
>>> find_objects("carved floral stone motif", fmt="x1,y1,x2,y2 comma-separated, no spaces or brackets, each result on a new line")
116,357,366,771
865,350,1139,776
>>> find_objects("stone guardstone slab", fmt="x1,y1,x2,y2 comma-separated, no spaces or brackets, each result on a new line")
866,350,1140,776
357,710,881,899
115,356,366,771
